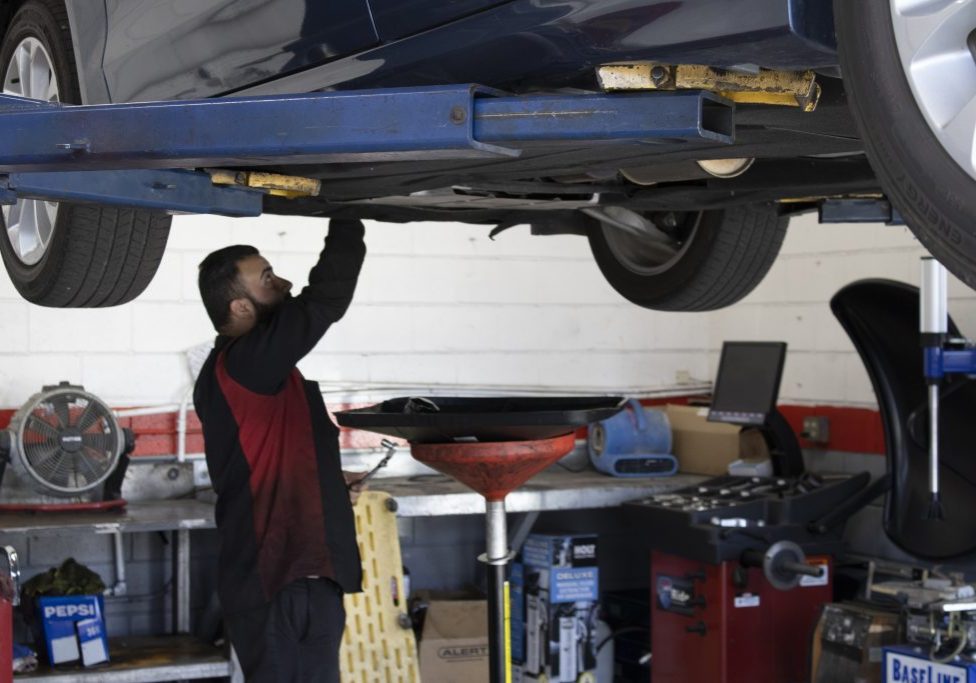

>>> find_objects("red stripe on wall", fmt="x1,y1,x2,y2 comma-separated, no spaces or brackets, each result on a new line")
0,399,887,457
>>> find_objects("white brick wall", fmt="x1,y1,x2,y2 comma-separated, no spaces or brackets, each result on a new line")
0,215,709,408
709,214,976,407
0,211,971,409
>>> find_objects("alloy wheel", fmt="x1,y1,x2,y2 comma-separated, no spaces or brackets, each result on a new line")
2,37,60,266
890,0,976,182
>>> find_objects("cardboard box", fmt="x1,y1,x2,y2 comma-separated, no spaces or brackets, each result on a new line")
520,534,599,683
36,595,108,666
419,600,488,683
664,404,742,475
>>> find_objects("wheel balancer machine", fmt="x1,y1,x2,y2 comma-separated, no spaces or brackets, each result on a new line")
627,342,881,683
337,397,623,683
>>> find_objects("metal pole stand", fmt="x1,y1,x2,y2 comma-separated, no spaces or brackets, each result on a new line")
411,434,576,683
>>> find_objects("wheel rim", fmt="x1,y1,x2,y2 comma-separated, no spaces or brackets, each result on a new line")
599,208,700,277
890,0,976,182
2,37,60,266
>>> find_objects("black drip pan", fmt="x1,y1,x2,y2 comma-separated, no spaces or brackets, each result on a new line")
335,396,624,443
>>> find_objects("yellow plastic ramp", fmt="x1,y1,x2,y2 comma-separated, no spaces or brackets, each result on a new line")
341,491,420,683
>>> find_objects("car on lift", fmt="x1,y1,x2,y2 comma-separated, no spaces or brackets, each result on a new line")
0,0,972,311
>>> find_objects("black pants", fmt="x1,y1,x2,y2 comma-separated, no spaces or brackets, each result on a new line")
225,578,346,683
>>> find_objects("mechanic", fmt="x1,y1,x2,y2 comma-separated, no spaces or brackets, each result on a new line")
193,219,368,682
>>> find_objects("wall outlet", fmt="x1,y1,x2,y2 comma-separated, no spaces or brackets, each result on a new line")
801,416,830,444
675,369,692,384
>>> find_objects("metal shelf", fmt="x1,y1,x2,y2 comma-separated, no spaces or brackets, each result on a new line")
0,500,215,536
0,471,703,532
14,635,232,683
370,469,705,516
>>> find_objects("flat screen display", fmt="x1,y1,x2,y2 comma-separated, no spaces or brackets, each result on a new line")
708,342,787,426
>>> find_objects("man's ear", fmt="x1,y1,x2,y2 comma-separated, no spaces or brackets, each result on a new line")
228,297,253,322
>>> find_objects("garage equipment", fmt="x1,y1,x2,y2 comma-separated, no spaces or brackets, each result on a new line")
919,257,976,521
336,396,623,683
811,602,902,683
0,382,134,511
587,400,678,477
871,575,976,664
625,340,879,682
707,341,805,477
0,87,731,216
831,279,976,559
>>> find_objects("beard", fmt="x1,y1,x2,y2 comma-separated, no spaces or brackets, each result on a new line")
246,292,291,325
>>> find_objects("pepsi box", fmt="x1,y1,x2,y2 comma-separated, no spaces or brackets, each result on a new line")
36,595,108,666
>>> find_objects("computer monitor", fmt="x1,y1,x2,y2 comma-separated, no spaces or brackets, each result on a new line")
708,341,787,426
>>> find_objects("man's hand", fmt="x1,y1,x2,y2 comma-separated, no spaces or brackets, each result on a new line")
344,471,368,506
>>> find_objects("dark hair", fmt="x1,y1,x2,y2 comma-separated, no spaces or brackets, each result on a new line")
198,245,259,330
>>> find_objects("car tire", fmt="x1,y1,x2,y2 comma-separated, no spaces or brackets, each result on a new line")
586,204,788,311
834,0,976,288
0,0,171,307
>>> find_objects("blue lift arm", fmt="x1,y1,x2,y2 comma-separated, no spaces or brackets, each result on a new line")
0,84,733,216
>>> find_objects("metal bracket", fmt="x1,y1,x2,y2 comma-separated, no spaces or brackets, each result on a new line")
598,63,821,112
0,169,263,217
0,84,734,215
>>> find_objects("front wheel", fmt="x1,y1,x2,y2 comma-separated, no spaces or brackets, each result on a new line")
586,204,788,312
835,0,976,287
0,0,171,307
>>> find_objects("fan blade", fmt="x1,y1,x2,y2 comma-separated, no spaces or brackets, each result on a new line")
78,448,105,481
24,415,59,441
74,401,99,431
39,450,69,485
49,394,70,429
26,443,61,471
68,456,86,489
81,432,110,453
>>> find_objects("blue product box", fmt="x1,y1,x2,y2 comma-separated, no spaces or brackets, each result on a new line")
884,645,976,683
521,534,599,681
509,562,525,664
37,595,108,666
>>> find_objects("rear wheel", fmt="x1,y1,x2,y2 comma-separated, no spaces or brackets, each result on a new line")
0,0,171,307
835,0,976,287
586,204,788,311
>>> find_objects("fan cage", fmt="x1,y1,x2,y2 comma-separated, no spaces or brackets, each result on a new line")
14,387,122,496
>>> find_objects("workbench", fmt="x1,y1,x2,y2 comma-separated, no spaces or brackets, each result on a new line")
0,467,701,681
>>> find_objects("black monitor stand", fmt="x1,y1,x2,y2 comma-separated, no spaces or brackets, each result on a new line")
709,341,804,478
761,409,805,478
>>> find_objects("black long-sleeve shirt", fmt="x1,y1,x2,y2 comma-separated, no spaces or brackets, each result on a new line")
193,221,366,616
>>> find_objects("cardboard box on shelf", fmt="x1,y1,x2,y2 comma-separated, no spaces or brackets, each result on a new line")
419,600,488,683
664,404,742,475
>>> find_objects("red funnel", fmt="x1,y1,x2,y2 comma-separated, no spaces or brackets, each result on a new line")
410,433,575,501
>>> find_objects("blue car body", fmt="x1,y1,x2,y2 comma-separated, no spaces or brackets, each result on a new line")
36,0,863,223
62,0,838,103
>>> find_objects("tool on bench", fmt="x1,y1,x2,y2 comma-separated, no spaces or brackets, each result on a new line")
348,439,398,490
